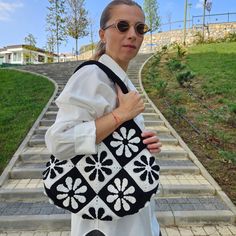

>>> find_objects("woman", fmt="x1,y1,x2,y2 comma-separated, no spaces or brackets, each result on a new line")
45,0,162,235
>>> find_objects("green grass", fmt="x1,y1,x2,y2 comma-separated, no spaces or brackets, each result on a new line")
0,69,54,174
186,42,236,100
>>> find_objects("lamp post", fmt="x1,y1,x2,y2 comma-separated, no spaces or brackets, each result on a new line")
183,0,188,45
202,0,207,41
188,3,192,28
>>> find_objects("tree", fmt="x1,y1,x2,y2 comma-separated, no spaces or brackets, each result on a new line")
45,33,56,54
66,0,89,60
44,33,57,63
24,33,37,63
143,0,160,51
46,0,67,62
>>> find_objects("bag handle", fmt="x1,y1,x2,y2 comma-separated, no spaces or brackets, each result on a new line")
74,60,129,94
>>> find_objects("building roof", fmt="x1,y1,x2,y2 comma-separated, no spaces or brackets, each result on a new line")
0,44,58,56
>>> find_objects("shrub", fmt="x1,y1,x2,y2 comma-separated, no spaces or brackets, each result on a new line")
170,105,187,116
153,80,168,97
194,31,204,44
225,32,236,42
167,58,185,71
169,92,184,104
172,43,186,58
176,70,195,87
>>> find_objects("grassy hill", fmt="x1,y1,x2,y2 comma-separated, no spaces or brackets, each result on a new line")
142,41,236,204
0,69,54,174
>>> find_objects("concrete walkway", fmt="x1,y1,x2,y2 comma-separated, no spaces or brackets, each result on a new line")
0,54,235,235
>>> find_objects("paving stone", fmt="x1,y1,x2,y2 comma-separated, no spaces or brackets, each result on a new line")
60,232,70,236
48,232,61,236
228,225,236,234
165,227,181,236
34,233,48,236
191,226,207,235
203,226,220,236
156,160,195,166
19,232,35,236
178,227,194,236
160,228,168,236
216,225,233,235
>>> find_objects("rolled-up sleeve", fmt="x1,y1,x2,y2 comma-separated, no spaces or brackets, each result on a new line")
45,65,116,160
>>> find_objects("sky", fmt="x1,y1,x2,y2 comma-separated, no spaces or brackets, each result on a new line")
0,0,236,53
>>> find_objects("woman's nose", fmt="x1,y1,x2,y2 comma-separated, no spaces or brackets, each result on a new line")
127,25,137,39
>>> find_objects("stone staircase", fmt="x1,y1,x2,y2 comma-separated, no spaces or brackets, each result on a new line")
0,54,236,236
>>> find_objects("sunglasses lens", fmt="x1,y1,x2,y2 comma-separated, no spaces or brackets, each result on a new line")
136,23,149,35
117,21,129,32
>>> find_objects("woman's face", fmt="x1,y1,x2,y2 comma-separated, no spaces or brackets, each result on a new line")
99,5,145,71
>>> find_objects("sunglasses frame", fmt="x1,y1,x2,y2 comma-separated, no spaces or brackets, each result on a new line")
103,20,150,36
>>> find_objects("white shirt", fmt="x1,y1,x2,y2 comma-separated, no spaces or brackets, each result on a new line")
45,54,160,236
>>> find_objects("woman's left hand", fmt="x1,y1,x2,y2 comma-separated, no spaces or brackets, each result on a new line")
141,130,162,154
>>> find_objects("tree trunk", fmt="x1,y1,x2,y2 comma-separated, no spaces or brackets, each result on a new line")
76,38,78,61
151,32,153,52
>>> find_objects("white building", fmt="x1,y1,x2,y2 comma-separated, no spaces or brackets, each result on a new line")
0,45,57,65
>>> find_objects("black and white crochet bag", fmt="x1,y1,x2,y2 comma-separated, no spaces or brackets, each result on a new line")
43,60,160,221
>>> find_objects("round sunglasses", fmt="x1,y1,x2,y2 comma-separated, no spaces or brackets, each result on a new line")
103,20,150,36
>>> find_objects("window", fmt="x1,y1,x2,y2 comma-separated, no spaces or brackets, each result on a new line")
38,55,45,62
13,52,21,61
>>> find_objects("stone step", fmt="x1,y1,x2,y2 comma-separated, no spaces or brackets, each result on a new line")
48,106,58,111
0,175,214,200
43,111,160,120
34,123,170,136
0,196,234,230
28,132,178,147
20,144,188,164
2,225,236,236
9,160,199,179
34,126,48,135
39,119,165,127
46,105,155,114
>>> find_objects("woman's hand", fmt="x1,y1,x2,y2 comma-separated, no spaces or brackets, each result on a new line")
141,130,162,154
114,85,145,122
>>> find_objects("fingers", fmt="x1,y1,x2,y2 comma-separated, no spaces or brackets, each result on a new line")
143,135,159,144
141,130,162,154
141,130,157,139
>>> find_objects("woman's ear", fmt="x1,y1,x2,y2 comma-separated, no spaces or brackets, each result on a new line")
99,29,106,43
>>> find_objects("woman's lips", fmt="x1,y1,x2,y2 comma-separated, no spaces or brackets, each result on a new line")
123,45,137,49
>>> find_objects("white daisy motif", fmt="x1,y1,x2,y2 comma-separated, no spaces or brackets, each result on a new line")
110,127,140,157
106,178,136,212
56,177,87,210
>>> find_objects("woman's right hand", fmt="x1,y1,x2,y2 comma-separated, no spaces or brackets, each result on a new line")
115,85,145,122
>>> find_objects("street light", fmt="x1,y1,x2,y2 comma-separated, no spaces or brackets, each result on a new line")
202,0,207,41
188,3,192,28
183,0,188,45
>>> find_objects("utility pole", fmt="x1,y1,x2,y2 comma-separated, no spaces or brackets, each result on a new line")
183,0,188,45
188,3,192,28
202,0,207,41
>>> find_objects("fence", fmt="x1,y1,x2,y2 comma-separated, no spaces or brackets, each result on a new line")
158,12,236,32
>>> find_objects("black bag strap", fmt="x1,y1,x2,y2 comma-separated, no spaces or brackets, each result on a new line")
74,60,129,94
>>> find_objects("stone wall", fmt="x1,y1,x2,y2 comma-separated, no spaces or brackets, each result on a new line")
140,22,236,52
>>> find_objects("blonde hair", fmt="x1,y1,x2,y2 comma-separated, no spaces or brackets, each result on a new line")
92,0,144,60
